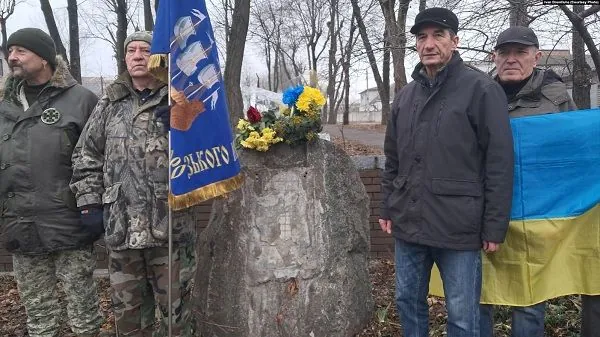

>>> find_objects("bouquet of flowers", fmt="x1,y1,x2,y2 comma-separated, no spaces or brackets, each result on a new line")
235,85,326,152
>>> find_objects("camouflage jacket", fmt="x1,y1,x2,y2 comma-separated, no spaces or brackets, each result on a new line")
70,73,197,251
0,56,99,254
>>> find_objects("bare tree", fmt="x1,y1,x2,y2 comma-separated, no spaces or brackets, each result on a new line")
294,0,329,75
380,0,409,92
224,0,251,123
339,9,359,125
0,0,21,59
81,0,132,74
39,0,69,62
326,0,339,124
509,0,529,26
559,5,600,86
67,0,81,83
143,0,154,31
570,4,592,109
351,0,389,125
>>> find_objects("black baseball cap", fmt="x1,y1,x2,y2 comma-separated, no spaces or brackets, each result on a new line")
494,26,539,49
410,7,459,34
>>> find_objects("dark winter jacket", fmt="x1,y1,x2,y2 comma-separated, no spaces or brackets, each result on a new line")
0,56,99,255
381,52,515,250
500,68,577,117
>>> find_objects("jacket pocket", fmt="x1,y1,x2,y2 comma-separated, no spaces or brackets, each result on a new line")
150,181,169,240
2,218,40,253
431,179,482,197
430,178,484,235
387,175,409,215
102,183,127,247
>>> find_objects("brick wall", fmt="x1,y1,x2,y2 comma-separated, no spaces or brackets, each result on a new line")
0,156,393,272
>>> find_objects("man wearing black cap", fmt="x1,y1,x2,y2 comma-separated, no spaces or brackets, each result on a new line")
379,7,514,337
481,26,597,337
0,28,105,336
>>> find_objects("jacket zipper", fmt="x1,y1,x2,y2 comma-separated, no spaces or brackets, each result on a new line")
435,98,446,137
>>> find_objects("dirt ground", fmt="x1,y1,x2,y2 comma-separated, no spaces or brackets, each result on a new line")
1,258,581,337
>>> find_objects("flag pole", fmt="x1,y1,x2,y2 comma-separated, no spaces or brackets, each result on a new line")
167,52,173,337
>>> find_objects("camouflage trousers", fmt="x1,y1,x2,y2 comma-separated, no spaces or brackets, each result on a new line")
108,245,196,337
12,246,103,337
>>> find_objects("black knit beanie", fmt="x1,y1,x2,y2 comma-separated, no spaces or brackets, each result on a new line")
7,28,57,69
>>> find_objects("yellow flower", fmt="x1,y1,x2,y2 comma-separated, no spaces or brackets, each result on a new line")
296,87,325,113
291,116,303,125
240,140,254,149
306,131,316,141
236,119,250,131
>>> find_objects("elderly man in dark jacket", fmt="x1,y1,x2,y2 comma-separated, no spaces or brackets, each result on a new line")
480,26,599,337
379,8,514,337
0,28,104,337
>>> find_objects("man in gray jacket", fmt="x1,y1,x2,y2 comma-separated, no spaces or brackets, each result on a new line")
0,28,104,337
379,8,514,337
71,31,197,337
481,26,598,337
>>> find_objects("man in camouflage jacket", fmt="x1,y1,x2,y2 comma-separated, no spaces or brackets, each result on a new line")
0,28,104,337
71,31,197,337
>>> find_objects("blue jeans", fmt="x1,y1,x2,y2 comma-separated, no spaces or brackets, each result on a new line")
480,302,545,337
394,238,482,337
582,295,600,337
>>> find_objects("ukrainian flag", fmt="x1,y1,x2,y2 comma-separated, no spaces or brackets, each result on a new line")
430,108,600,306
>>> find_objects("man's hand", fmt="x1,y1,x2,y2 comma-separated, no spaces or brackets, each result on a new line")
378,219,392,234
482,241,501,253
154,105,171,130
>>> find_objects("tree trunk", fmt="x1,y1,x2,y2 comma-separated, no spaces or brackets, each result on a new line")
39,0,69,63
224,0,251,125
350,0,389,125
419,0,426,12
509,0,528,27
560,5,600,88
1,18,7,59
381,30,390,125
379,0,408,122
395,0,409,90
67,0,81,83
571,5,591,109
115,0,128,74
342,57,350,125
143,0,154,31
342,13,357,125
326,0,338,124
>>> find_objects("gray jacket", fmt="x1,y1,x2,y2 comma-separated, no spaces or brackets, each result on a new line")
502,68,577,117
382,52,515,250
0,56,99,254
70,73,197,251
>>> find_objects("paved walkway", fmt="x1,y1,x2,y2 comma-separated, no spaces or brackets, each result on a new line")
322,124,385,149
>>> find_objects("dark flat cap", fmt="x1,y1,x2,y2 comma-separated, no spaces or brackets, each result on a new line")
495,26,539,49
410,7,459,34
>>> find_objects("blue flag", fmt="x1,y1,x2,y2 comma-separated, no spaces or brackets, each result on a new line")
151,0,243,210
